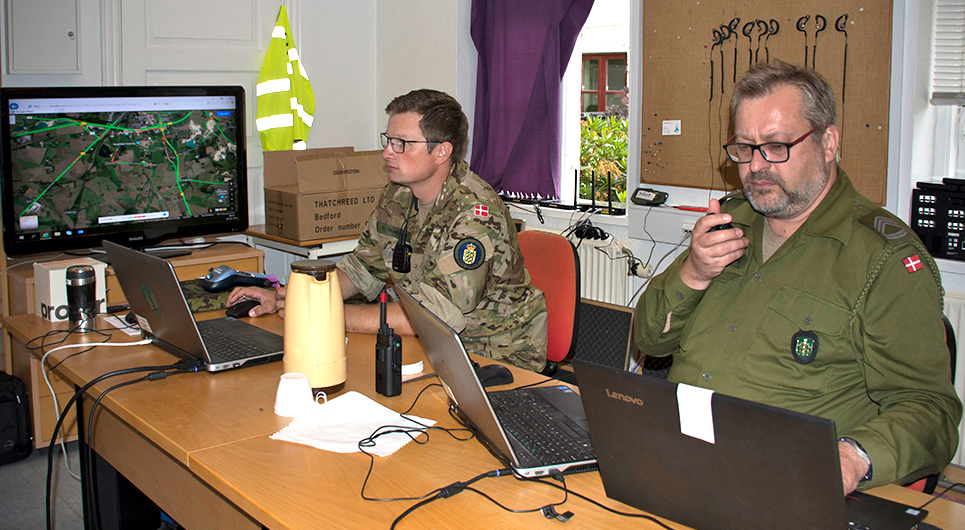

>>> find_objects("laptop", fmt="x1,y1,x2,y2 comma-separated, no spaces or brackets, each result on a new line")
573,360,931,530
396,286,597,477
103,240,284,372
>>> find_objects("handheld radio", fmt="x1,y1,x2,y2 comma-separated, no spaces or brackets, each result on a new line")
375,291,402,396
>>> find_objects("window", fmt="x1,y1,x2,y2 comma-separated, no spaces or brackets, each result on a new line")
577,52,628,211
580,53,627,114
931,0,965,179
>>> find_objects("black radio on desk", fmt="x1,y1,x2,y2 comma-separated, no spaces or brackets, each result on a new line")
910,178,965,260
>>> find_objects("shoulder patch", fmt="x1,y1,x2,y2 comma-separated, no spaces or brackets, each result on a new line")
858,209,914,245
454,238,486,270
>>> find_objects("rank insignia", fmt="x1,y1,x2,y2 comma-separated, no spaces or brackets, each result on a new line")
454,238,485,270
792,330,819,364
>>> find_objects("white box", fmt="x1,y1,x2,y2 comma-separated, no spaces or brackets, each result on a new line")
34,258,108,322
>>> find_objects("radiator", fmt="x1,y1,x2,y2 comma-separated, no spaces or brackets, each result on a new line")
571,237,633,306
944,293,965,468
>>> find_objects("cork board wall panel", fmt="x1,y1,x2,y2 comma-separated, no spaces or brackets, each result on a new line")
640,1,891,204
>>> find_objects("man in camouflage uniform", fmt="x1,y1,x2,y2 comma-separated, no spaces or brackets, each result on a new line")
633,62,961,493
230,89,547,372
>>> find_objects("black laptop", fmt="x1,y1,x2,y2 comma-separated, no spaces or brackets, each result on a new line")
573,360,931,530
104,240,284,372
396,286,597,477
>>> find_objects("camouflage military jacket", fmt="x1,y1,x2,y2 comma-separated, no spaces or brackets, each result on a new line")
633,169,962,489
338,160,548,371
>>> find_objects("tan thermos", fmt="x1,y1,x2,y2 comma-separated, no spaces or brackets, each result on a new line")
283,260,346,390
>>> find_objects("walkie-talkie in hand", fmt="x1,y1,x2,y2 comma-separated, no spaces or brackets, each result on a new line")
376,291,402,396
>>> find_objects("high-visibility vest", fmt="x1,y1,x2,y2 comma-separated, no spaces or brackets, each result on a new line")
256,6,315,151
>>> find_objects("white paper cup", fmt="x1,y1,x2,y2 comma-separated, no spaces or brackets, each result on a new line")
274,372,317,417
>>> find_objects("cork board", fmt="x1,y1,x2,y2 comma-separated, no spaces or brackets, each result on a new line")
639,1,892,204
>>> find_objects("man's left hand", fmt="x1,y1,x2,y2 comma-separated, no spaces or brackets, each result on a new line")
838,441,871,494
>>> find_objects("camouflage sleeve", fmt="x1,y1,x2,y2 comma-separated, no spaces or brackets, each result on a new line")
336,202,389,302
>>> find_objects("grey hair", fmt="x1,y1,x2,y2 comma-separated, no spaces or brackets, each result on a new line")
731,60,837,133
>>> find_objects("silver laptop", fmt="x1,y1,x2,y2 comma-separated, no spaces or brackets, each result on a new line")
573,360,931,530
104,240,284,372
396,286,597,478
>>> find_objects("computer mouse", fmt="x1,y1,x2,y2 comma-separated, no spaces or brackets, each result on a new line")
124,310,137,325
476,364,514,387
225,299,260,318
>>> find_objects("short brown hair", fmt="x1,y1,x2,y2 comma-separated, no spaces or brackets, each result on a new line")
731,61,836,134
385,89,469,162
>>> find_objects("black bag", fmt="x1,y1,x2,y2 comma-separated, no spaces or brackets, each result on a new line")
0,371,33,465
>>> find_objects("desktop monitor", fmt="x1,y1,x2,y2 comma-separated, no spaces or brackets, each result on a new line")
0,85,249,257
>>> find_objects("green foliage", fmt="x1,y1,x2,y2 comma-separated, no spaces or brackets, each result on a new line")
580,115,627,206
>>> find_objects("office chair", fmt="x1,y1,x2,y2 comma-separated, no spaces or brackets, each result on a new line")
517,230,580,376
905,315,957,494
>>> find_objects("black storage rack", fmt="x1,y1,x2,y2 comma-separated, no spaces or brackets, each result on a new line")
910,179,965,260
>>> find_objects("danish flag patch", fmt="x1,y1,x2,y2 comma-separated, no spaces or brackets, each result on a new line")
474,205,489,218
903,255,923,273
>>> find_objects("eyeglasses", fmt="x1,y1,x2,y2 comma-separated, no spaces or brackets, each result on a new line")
722,127,820,164
380,133,439,154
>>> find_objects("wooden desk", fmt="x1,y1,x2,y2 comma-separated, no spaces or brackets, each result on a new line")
4,313,964,529
3,243,264,448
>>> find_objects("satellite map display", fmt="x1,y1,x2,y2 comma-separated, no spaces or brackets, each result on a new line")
7,107,240,236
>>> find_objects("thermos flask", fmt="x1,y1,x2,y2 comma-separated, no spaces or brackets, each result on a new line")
283,260,346,390
66,265,96,331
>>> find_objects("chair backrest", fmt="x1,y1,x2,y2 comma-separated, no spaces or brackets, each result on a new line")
517,230,580,364
943,314,957,379
572,298,634,370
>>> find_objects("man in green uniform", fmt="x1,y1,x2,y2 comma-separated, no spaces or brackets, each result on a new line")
231,89,547,372
633,61,961,493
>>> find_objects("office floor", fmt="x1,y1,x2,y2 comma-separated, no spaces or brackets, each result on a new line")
1,441,84,530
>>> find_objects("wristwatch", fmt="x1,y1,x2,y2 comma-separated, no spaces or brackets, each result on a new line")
839,437,873,482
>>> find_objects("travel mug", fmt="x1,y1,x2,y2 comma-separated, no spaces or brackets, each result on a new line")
66,265,96,330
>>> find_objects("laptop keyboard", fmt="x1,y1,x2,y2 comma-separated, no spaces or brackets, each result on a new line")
488,389,595,465
197,321,277,362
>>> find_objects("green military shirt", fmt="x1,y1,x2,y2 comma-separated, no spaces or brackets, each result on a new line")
633,168,962,489
338,160,548,371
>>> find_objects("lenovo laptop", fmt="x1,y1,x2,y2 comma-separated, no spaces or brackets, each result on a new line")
396,286,597,477
573,360,930,530
104,240,284,372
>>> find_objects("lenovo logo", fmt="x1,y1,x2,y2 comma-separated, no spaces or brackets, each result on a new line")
606,388,644,406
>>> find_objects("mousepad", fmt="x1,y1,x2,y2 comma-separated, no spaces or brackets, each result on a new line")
179,279,230,312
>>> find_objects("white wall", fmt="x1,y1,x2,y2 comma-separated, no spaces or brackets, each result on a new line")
374,0,476,158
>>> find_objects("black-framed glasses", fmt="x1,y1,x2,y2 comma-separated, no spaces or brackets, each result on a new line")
722,127,820,164
380,132,439,154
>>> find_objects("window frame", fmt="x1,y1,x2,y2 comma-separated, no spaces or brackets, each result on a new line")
580,52,628,114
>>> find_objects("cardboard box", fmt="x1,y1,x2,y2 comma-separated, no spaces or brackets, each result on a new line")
34,258,108,322
263,146,353,188
264,149,388,241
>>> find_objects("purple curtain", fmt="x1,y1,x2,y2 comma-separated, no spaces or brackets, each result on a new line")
470,0,594,200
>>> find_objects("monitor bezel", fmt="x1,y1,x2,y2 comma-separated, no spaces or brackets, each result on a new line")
0,85,249,257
